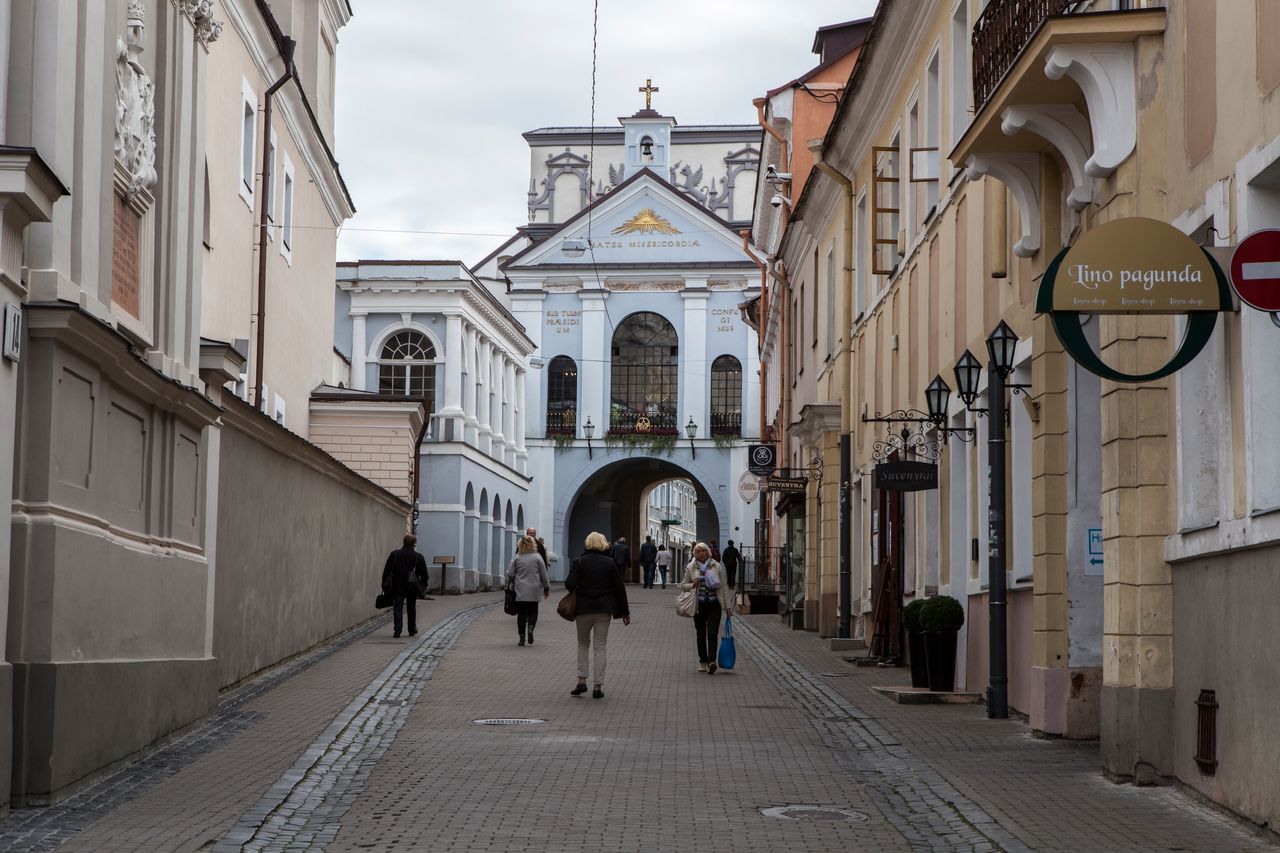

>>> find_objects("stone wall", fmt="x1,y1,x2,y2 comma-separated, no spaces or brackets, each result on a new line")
213,397,410,689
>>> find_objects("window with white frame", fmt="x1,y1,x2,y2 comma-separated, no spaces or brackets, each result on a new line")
949,0,973,156
379,329,437,410
281,154,295,258
855,192,868,319
266,133,277,235
240,80,256,203
825,245,836,356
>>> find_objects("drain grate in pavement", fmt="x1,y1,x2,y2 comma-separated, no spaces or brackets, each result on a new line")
761,805,869,822
473,718,546,726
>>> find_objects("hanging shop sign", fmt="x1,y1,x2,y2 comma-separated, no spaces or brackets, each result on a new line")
1037,217,1233,383
766,475,808,494
748,443,777,476
873,460,938,492
1229,229,1280,312
738,471,762,504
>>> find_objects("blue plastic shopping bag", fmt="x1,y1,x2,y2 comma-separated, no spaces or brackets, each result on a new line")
717,615,737,670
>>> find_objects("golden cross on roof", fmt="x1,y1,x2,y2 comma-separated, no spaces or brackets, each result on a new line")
639,78,659,110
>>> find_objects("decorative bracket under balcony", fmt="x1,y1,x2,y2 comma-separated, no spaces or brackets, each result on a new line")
1000,104,1093,210
965,153,1041,259
1044,43,1137,179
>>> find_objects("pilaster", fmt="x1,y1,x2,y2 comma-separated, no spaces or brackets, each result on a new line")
680,282,709,433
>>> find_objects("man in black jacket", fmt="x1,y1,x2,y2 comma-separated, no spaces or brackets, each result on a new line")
721,539,742,589
382,533,429,638
610,537,631,577
638,536,658,588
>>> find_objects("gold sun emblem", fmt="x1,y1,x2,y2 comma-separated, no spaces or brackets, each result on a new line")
612,208,681,235
635,416,653,432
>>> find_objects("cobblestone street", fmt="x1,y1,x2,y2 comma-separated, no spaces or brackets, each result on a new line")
1,588,1271,852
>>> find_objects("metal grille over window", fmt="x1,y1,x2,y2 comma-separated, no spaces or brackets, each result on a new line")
1194,689,1218,775
610,312,678,433
378,330,437,410
546,355,578,435
710,354,742,436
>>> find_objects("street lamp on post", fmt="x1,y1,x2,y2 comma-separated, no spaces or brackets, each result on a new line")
685,417,698,459
583,417,595,459
981,319,1028,720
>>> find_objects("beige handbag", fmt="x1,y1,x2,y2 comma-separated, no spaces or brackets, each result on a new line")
675,588,697,617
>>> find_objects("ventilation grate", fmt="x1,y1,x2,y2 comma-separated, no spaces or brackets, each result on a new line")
1194,689,1217,775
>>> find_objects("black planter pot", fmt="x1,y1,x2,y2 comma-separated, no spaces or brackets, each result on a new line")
907,631,929,688
924,630,958,692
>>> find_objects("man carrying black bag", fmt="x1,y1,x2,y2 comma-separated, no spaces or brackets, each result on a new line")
382,533,430,638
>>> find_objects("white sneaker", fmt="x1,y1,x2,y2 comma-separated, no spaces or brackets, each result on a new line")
698,663,708,672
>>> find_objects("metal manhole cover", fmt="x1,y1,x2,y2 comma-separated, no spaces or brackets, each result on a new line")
473,718,546,726
761,805,869,822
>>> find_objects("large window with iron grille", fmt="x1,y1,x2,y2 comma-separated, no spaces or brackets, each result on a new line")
378,329,436,411
546,355,577,435
610,312,678,433
710,354,742,436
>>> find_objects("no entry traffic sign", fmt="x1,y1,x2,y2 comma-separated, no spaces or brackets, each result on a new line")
1230,229,1280,312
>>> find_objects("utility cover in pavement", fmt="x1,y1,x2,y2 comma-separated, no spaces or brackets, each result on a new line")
761,805,869,822
473,718,546,725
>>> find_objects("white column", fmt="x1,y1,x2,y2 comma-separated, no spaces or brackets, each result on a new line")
503,358,517,458
352,312,367,391
680,284,709,437
745,328,761,439
441,313,464,417
580,291,607,435
477,337,493,453
462,325,477,438
515,367,528,453
488,348,504,451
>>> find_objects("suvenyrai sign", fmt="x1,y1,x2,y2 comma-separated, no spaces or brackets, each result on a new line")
1037,217,1234,383
874,460,938,492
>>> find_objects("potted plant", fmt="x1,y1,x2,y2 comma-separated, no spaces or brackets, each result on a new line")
920,594,965,692
903,598,929,688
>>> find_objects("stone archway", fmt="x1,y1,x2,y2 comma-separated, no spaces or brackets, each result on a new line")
557,456,724,583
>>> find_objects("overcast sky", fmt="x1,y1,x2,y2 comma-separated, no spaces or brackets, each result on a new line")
333,0,877,266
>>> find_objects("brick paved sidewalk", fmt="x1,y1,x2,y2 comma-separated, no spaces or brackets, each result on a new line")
0,592,498,853
0,586,1271,852
744,616,1275,853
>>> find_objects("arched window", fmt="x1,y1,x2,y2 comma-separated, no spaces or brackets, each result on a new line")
711,355,742,436
611,312,678,433
378,330,436,409
546,356,577,436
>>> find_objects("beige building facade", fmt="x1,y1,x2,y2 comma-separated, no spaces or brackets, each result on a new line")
761,0,1280,830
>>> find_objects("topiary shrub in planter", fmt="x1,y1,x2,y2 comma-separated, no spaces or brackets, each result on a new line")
903,598,929,689
920,595,965,692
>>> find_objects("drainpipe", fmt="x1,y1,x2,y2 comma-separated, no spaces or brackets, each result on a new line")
774,258,791,613
252,36,297,412
743,230,772,587
410,410,431,533
754,97,792,232
810,140,855,640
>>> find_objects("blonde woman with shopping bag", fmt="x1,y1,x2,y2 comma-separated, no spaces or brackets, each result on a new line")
679,542,733,674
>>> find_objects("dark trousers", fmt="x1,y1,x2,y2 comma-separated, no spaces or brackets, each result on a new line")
642,562,656,588
693,600,722,664
515,601,539,636
393,595,417,635
725,565,737,589
658,564,669,586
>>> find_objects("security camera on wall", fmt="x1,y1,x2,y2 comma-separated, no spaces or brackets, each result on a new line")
770,193,785,209
766,164,779,181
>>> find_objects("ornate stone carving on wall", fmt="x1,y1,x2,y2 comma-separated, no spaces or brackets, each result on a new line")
115,0,157,203
179,0,223,46
669,145,760,217
528,149,595,221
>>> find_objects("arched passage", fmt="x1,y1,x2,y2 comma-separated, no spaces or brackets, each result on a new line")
558,456,723,583
463,483,476,584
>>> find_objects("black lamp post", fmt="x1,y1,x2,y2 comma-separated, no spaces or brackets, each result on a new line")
583,417,595,459
685,417,698,459
980,319,1024,720
953,350,984,411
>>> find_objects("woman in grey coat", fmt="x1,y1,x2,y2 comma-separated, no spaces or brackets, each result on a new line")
507,535,550,646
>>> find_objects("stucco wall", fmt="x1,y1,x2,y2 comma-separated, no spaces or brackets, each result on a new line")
1173,545,1280,830
213,403,408,688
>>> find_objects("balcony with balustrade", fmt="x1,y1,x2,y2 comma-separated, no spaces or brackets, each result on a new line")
951,1,1165,259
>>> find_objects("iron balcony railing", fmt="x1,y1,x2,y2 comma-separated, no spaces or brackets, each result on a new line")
972,0,1081,109
710,412,742,437
546,408,576,436
609,408,677,434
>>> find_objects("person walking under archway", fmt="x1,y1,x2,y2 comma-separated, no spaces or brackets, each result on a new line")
681,541,732,673
507,535,550,646
567,532,631,698
639,535,658,588
655,544,672,590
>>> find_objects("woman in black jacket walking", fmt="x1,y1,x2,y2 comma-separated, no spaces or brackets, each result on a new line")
565,531,630,698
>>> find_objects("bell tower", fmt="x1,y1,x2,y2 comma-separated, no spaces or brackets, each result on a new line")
621,78,676,174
